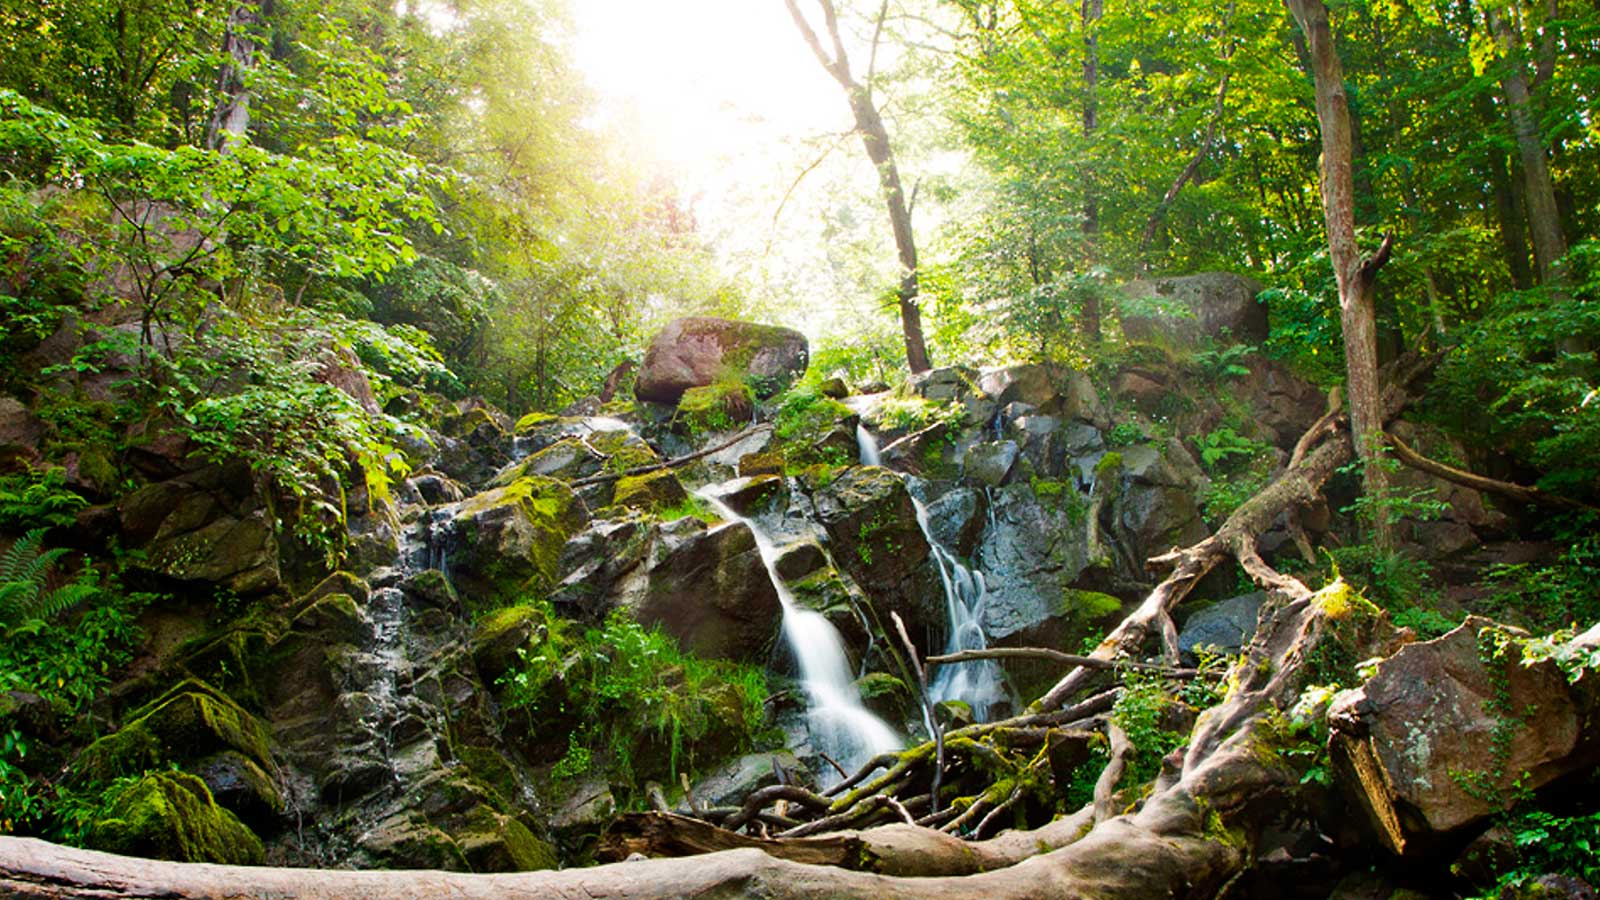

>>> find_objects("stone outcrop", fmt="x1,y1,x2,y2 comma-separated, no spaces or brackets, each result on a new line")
1117,272,1267,348
635,318,808,404
1328,618,1600,857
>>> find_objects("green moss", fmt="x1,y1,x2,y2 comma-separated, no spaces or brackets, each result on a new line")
1056,589,1123,622
612,469,688,512
674,376,755,434
514,411,558,434
88,771,265,865
74,681,273,783
1312,580,1380,621
1095,451,1124,477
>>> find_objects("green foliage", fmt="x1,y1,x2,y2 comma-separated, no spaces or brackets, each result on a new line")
498,600,770,796
0,468,87,532
875,394,964,434
0,547,149,712
1432,273,1600,500
0,530,97,637
1190,344,1254,381
1109,670,1188,791
1482,805,1600,893
1104,422,1146,447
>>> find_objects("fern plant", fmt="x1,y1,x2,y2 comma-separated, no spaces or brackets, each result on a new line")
0,530,97,637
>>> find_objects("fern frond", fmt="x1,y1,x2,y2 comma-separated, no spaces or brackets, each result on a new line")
0,530,45,584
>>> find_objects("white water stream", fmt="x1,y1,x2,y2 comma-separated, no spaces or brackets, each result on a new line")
857,425,1004,721
694,487,901,782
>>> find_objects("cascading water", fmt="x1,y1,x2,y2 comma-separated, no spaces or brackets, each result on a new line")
693,487,900,782
856,424,1004,721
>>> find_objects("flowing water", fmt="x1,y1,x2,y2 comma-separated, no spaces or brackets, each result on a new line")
856,424,1004,721
694,486,901,782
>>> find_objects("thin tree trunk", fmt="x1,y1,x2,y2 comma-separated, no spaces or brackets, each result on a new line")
1285,0,1395,552
1079,0,1103,342
785,0,933,373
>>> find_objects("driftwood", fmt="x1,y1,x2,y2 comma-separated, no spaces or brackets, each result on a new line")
927,646,1206,678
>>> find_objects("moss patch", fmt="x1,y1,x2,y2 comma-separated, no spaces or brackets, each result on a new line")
674,377,755,434
74,680,273,783
88,771,265,865
612,469,689,512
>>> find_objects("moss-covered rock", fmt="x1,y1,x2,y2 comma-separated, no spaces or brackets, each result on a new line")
451,807,559,872
470,604,542,682
441,476,587,608
673,378,755,435
74,680,273,783
612,469,688,512
88,771,265,865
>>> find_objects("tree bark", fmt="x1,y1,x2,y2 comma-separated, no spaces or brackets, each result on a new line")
206,1,264,152
1284,0,1395,552
1079,0,1103,342
1487,4,1568,283
785,0,933,373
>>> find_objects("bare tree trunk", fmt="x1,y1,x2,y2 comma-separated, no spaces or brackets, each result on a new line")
1079,0,1103,342
1487,4,1567,283
1284,0,1395,552
206,1,264,152
785,0,933,374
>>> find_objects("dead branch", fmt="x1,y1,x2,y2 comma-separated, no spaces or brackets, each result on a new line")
568,425,773,487
927,647,1205,679
1385,429,1600,514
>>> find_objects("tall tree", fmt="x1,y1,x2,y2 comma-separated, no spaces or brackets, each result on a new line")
1284,0,1396,550
1486,0,1568,284
785,0,933,373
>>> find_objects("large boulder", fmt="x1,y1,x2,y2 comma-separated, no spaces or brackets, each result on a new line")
436,476,588,607
1328,618,1600,857
87,771,264,865
1118,272,1267,349
629,519,783,664
634,317,808,404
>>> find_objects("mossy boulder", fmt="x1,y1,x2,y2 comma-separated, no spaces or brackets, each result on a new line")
450,807,559,872
635,316,808,403
673,379,755,434
612,469,688,512
469,604,543,682
74,680,273,784
88,771,265,865
440,476,588,608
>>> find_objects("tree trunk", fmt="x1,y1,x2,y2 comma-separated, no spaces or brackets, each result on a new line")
1284,0,1394,552
785,0,932,373
1487,5,1567,283
1079,0,1103,343
206,1,264,152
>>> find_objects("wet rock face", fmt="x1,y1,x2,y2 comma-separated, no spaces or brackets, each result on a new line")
631,519,783,664
1328,618,1600,857
634,317,808,404
810,465,941,646
1117,272,1267,349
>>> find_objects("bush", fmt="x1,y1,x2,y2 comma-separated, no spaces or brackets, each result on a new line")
498,600,771,797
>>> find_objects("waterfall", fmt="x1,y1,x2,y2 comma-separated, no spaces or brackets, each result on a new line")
694,487,900,782
856,424,1004,722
